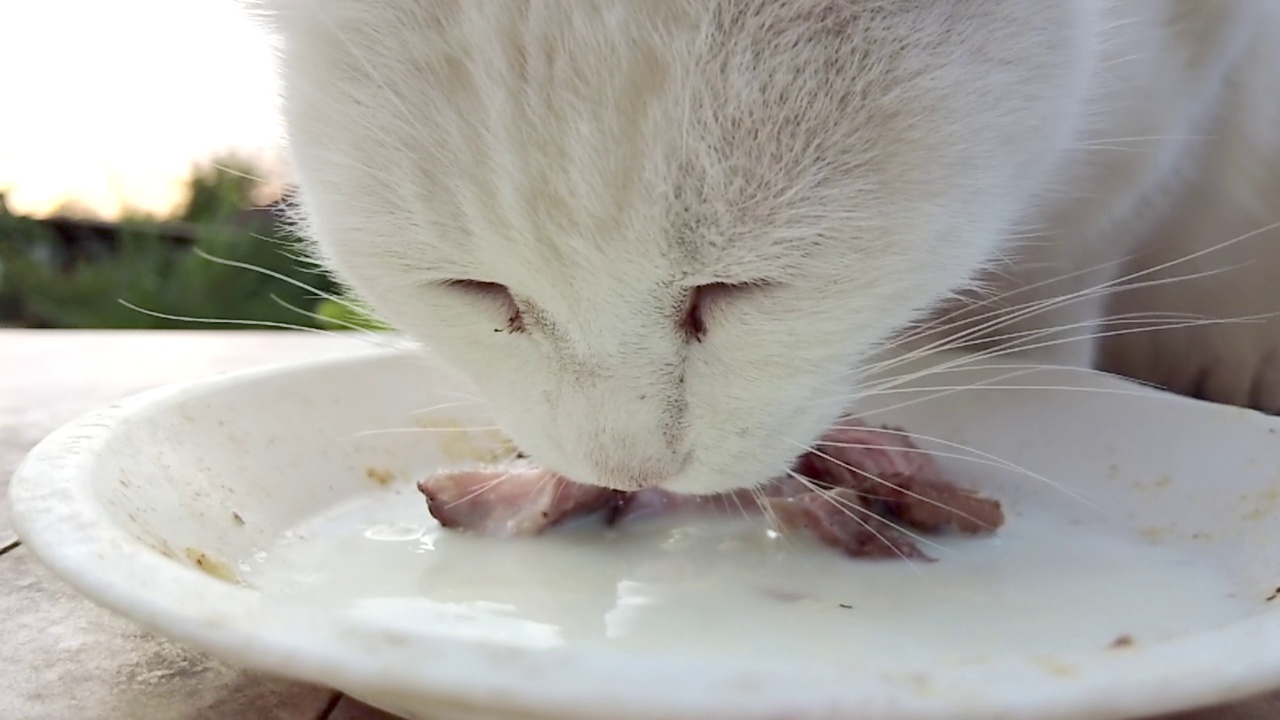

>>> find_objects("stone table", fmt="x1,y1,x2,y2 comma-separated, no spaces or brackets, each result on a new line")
1,329,1277,720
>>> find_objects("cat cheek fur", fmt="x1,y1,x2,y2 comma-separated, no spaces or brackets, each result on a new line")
260,0,1101,493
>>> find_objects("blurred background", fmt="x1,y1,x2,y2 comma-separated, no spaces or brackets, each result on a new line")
0,0,377,331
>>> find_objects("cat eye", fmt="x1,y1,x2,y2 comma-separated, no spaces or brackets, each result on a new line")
444,279,524,333
681,282,745,342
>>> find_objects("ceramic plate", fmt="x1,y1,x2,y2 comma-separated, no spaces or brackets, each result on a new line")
10,346,1280,720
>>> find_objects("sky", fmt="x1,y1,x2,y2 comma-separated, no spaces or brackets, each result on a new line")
0,0,283,219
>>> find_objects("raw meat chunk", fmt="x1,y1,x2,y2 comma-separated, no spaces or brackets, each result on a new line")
417,418,1004,560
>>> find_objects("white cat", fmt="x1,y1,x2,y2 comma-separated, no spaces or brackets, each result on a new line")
256,1,1280,495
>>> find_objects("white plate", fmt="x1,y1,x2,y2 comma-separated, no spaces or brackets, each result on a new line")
9,346,1280,720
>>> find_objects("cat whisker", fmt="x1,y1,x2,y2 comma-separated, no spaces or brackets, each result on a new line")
727,489,753,525
887,248,1158,349
858,360,1164,390
848,362,1200,422
894,211,1278,366
441,470,517,511
210,162,269,184
785,440,996,533
784,470,936,571
406,399,485,414
800,476,957,557
347,424,506,439
865,310,1229,382
860,383,1176,399
339,402,489,441
865,310,1269,399
411,400,491,415
814,440,1041,484
191,248,375,320
116,300,391,348
1078,134,1211,144
819,426,1108,516
750,485,784,539
884,216,1270,358
876,261,1254,380
267,293,385,340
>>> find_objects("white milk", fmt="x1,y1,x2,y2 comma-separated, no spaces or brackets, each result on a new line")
239,483,1253,670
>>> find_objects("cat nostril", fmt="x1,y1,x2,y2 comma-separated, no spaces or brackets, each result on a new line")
681,288,709,342
445,279,525,333
680,283,756,343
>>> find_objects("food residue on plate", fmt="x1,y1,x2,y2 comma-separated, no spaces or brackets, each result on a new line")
1108,634,1135,649
415,418,517,464
1243,485,1280,523
184,547,240,584
147,538,180,562
1032,657,1079,678
1140,525,1174,542
365,466,397,487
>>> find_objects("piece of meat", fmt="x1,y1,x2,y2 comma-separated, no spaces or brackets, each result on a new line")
418,468,619,538
417,417,1005,560
765,491,932,561
802,424,1005,533
809,422,940,478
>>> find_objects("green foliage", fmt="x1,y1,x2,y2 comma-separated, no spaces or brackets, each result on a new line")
313,298,394,332
0,198,61,327
179,158,261,224
0,159,387,331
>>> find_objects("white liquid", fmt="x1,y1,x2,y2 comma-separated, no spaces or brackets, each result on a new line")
239,484,1253,670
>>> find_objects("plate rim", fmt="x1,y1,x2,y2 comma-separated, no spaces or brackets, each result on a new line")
9,348,1280,720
